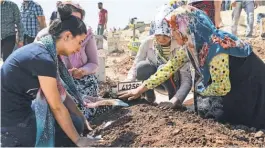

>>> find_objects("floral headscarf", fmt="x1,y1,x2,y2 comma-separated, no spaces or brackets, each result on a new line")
164,6,214,77
154,19,171,37
150,5,174,37
164,5,251,83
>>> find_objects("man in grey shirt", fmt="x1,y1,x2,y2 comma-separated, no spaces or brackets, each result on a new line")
1,0,24,61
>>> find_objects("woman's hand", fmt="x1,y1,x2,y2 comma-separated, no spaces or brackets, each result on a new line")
118,89,142,100
83,98,129,108
69,68,85,79
118,84,148,100
96,99,129,107
158,99,184,110
158,102,175,109
75,136,103,147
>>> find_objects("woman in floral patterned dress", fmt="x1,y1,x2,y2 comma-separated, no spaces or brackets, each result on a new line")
119,5,265,129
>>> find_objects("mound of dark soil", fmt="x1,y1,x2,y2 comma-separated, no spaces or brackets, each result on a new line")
89,100,265,147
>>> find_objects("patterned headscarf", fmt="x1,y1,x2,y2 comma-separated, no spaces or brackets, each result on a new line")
149,5,174,37
154,19,171,37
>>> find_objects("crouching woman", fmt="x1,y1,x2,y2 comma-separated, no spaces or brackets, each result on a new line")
1,5,101,147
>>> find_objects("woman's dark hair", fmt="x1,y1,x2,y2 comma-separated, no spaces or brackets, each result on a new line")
49,4,87,40
66,4,85,20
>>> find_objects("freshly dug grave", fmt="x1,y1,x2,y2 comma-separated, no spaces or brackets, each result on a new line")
94,25,265,147
90,100,265,147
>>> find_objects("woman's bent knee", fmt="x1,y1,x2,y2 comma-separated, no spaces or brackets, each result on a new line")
136,61,157,80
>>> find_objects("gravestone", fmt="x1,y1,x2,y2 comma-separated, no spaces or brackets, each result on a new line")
107,32,123,53
107,37,119,53
95,35,104,50
95,50,106,82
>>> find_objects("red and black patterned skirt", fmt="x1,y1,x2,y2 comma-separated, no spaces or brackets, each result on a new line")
190,1,215,25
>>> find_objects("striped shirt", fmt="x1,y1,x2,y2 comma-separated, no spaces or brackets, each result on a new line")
20,1,44,37
154,40,172,62
1,0,24,41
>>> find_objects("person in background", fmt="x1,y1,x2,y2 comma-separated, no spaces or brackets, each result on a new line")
231,0,258,37
149,21,155,35
1,0,24,61
21,0,46,45
188,0,222,28
222,0,231,11
169,0,185,9
257,13,265,24
97,2,108,35
257,13,265,39
1,4,101,147
119,5,265,129
35,1,85,41
49,1,62,25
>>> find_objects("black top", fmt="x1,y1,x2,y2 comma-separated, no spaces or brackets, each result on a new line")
1,43,56,127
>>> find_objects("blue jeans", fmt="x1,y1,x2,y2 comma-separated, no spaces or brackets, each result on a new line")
231,1,254,37
222,0,231,11
97,24,104,35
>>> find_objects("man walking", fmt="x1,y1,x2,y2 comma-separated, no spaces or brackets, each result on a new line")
49,1,62,25
231,0,258,37
97,2,108,36
21,0,46,45
1,0,24,61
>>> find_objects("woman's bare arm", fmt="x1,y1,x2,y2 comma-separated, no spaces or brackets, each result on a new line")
38,76,80,144
214,1,222,28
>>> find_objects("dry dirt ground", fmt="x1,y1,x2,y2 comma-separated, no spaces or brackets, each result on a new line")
94,37,265,147
90,102,265,147
0,8,264,147
94,10,265,146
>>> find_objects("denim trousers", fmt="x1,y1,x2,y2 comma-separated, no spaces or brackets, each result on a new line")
231,1,254,36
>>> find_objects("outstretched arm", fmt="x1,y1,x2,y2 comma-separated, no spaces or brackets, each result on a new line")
144,48,188,89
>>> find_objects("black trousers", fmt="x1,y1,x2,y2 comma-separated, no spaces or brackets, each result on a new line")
24,35,35,45
135,61,192,103
1,35,16,61
1,113,84,147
